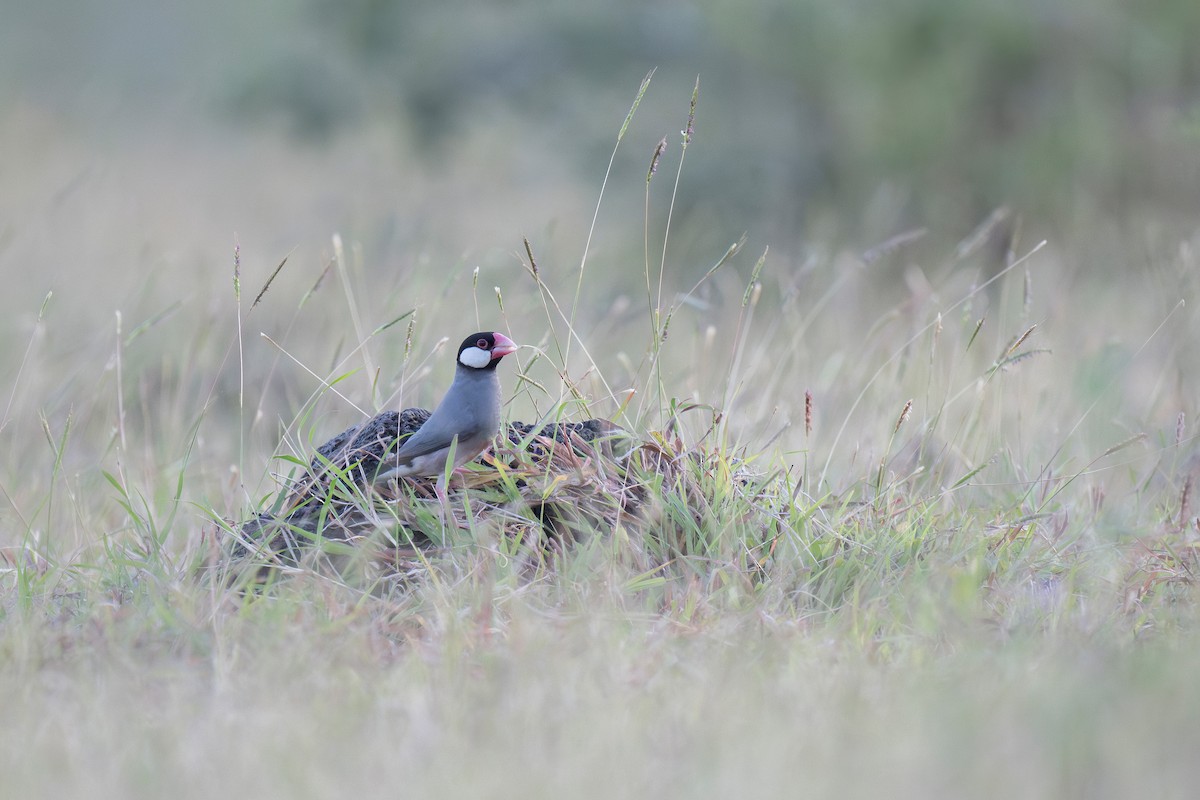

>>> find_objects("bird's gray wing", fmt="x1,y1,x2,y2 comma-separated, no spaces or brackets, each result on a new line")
392,419,483,464
391,432,453,463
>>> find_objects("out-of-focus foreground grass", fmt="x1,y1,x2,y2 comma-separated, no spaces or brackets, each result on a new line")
1,1,1199,797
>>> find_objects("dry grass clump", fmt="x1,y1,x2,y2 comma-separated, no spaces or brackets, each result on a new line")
223,400,799,593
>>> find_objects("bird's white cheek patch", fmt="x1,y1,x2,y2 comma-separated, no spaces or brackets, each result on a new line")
458,347,492,369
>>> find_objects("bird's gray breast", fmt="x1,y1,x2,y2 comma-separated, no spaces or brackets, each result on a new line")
430,366,501,442
389,366,500,468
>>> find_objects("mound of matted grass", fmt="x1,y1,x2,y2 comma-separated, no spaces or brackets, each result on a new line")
224,406,798,586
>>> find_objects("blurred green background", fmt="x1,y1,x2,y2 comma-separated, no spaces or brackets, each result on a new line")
5,0,1199,264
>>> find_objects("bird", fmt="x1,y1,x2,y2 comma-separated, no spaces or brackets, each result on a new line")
372,330,519,505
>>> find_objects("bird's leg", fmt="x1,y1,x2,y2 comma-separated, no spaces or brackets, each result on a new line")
434,473,453,529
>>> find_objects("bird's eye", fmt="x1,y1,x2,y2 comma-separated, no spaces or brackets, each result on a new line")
476,338,489,349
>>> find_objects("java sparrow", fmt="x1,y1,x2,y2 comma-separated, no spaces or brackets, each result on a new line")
373,331,518,503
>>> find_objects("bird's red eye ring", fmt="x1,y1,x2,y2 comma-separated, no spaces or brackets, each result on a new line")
477,338,489,349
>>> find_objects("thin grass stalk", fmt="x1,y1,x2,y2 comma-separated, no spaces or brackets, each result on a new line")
818,240,1046,491
564,70,654,372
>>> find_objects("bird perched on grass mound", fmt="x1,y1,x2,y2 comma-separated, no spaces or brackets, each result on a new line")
372,330,519,503
231,329,630,565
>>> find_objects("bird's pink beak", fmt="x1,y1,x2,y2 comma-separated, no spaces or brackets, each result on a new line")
491,332,519,360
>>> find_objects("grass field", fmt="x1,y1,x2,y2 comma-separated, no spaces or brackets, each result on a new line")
2,64,1200,799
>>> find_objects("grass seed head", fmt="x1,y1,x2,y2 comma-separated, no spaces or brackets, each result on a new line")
648,136,667,182
805,390,813,438
894,399,913,433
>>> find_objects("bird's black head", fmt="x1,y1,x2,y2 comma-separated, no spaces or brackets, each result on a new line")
457,331,519,371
